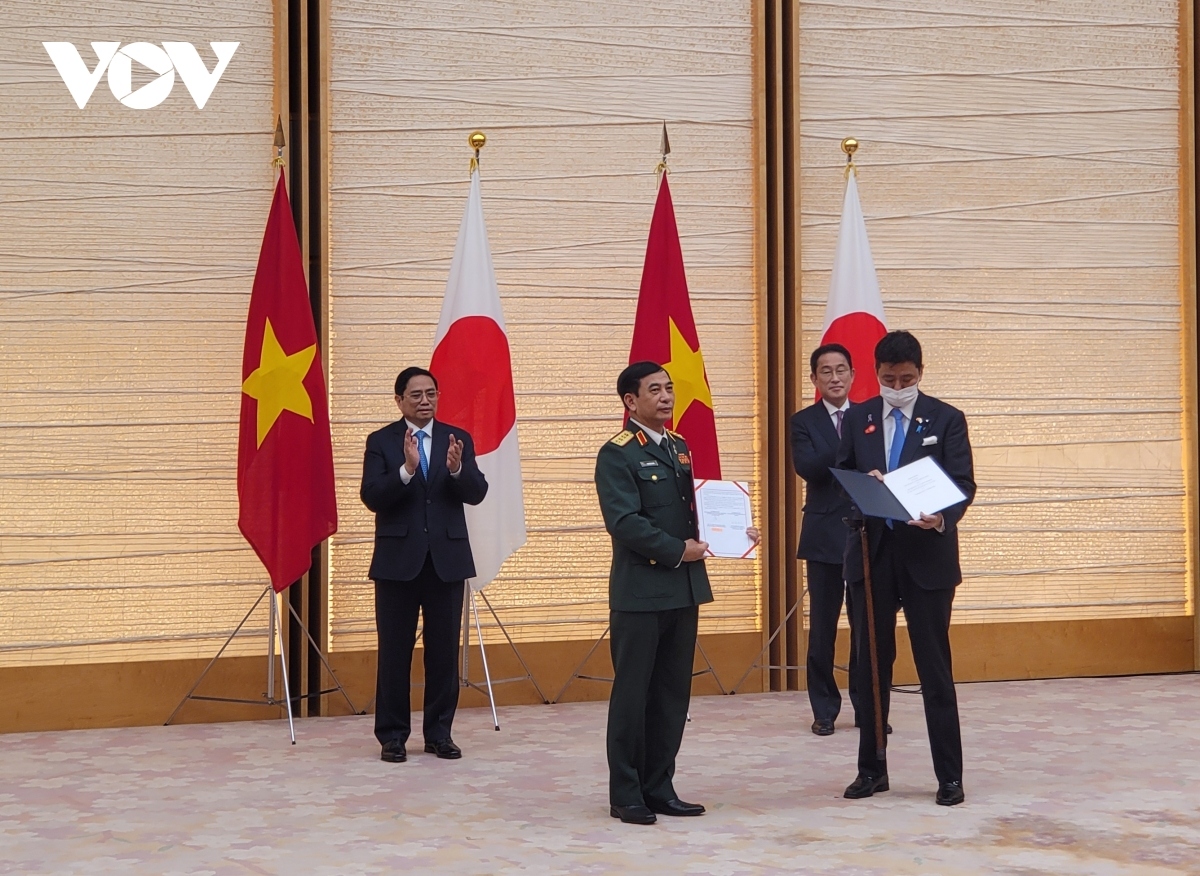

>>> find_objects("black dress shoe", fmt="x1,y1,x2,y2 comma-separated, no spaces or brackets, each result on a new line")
936,781,965,806
610,804,657,825
811,718,835,736
853,720,893,734
843,773,889,799
380,740,407,763
647,798,705,816
424,738,462,759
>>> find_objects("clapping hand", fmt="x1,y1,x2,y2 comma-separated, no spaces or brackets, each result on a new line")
446,433,464,474
403,428,420,475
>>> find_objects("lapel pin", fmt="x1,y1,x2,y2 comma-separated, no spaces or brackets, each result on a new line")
865,424,876,434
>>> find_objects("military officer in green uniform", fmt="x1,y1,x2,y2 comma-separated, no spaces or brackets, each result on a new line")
595,361,758,826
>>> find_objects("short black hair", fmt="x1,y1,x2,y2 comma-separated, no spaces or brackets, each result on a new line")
617,361,669,400
810,343,852,374
395,366,438,396
874,331,923,370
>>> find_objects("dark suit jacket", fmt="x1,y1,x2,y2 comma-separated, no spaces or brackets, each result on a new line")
836,393,975,590
791,400,854,564
360,418,489,583
594,427,713,613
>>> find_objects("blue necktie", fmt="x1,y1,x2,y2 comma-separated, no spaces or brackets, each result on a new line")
417,430,429,478
887,407,906,472
886,408,906,529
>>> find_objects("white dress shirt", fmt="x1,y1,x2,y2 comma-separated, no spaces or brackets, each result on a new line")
821,398,850,434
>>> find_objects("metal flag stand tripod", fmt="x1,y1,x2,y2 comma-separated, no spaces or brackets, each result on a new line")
360,583,548,729
165,584,360,741
460,584,549,729
729,585,810,693
551,623,727,703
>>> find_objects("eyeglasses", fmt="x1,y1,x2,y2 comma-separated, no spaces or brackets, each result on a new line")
816,367,851,379
404,390,439,401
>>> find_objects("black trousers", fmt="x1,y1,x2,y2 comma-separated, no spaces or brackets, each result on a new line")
373,554,465,746
806,559,860,723
847,530,962,784
607,605,699,807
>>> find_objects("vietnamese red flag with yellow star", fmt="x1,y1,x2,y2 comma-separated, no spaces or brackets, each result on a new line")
237,171,337,592
628,173,721,479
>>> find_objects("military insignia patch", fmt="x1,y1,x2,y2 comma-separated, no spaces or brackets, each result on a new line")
635,431,648,446
677,453,691,466
610,430,634,446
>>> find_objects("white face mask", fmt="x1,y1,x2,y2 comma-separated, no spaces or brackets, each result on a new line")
879,382,919,409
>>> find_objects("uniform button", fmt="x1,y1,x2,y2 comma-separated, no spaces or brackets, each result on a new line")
424,527,428,533
651,475,658,482
426,499,432,504
650,559,657,565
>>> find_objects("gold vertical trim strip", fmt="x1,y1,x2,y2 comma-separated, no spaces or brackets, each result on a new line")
1182,0,1199,667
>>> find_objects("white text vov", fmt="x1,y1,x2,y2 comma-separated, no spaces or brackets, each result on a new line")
43,42,239,110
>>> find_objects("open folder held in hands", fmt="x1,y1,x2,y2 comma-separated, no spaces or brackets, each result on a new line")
831,456,968,521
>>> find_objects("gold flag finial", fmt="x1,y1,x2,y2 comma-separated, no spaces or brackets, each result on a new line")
656,122,671,180
468,130,486,173
272,116,286,167
841,137,858,178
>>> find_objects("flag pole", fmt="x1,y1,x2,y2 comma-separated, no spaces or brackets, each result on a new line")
655,121,670,181
166,119,361,733
841,135,884,761
841,136,858,177
453,129,550,721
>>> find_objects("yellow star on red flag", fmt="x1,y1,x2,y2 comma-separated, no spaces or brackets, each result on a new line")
663,316,713,423
241,318,316,447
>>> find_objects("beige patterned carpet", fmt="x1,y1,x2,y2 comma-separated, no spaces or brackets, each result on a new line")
1,675,1198,874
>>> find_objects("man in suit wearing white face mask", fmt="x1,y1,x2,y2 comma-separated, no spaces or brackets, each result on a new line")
835,331,976,807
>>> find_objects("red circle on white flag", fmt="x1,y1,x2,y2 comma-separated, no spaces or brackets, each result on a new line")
430,315,517,455
822,311,887,402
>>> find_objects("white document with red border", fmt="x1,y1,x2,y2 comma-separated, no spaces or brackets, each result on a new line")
694,479,757,559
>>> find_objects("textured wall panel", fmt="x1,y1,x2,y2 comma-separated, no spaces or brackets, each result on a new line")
0,1,278,664
327,1,759,648
799,0,1189,622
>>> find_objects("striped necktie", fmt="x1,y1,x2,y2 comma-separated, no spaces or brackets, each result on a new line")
416,429,429,478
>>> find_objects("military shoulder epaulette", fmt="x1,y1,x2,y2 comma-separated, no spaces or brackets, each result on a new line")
609,430,634,446
666,429,684,441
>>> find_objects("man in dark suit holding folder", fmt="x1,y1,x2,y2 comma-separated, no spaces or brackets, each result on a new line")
835,331,975,806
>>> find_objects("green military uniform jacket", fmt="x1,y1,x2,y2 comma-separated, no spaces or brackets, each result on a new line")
594,424,714,613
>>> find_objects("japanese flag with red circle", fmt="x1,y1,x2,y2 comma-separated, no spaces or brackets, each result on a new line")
820,170,887,402
429,169,525,590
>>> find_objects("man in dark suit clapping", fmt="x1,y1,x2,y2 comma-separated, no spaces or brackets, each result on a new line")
360,366,488,764
790,343,861,736
836,331,975,806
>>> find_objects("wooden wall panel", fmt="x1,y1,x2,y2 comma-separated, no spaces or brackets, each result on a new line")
0,0,282,666
325,1,760,650
0,617,1186,733
798,0,1193,625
